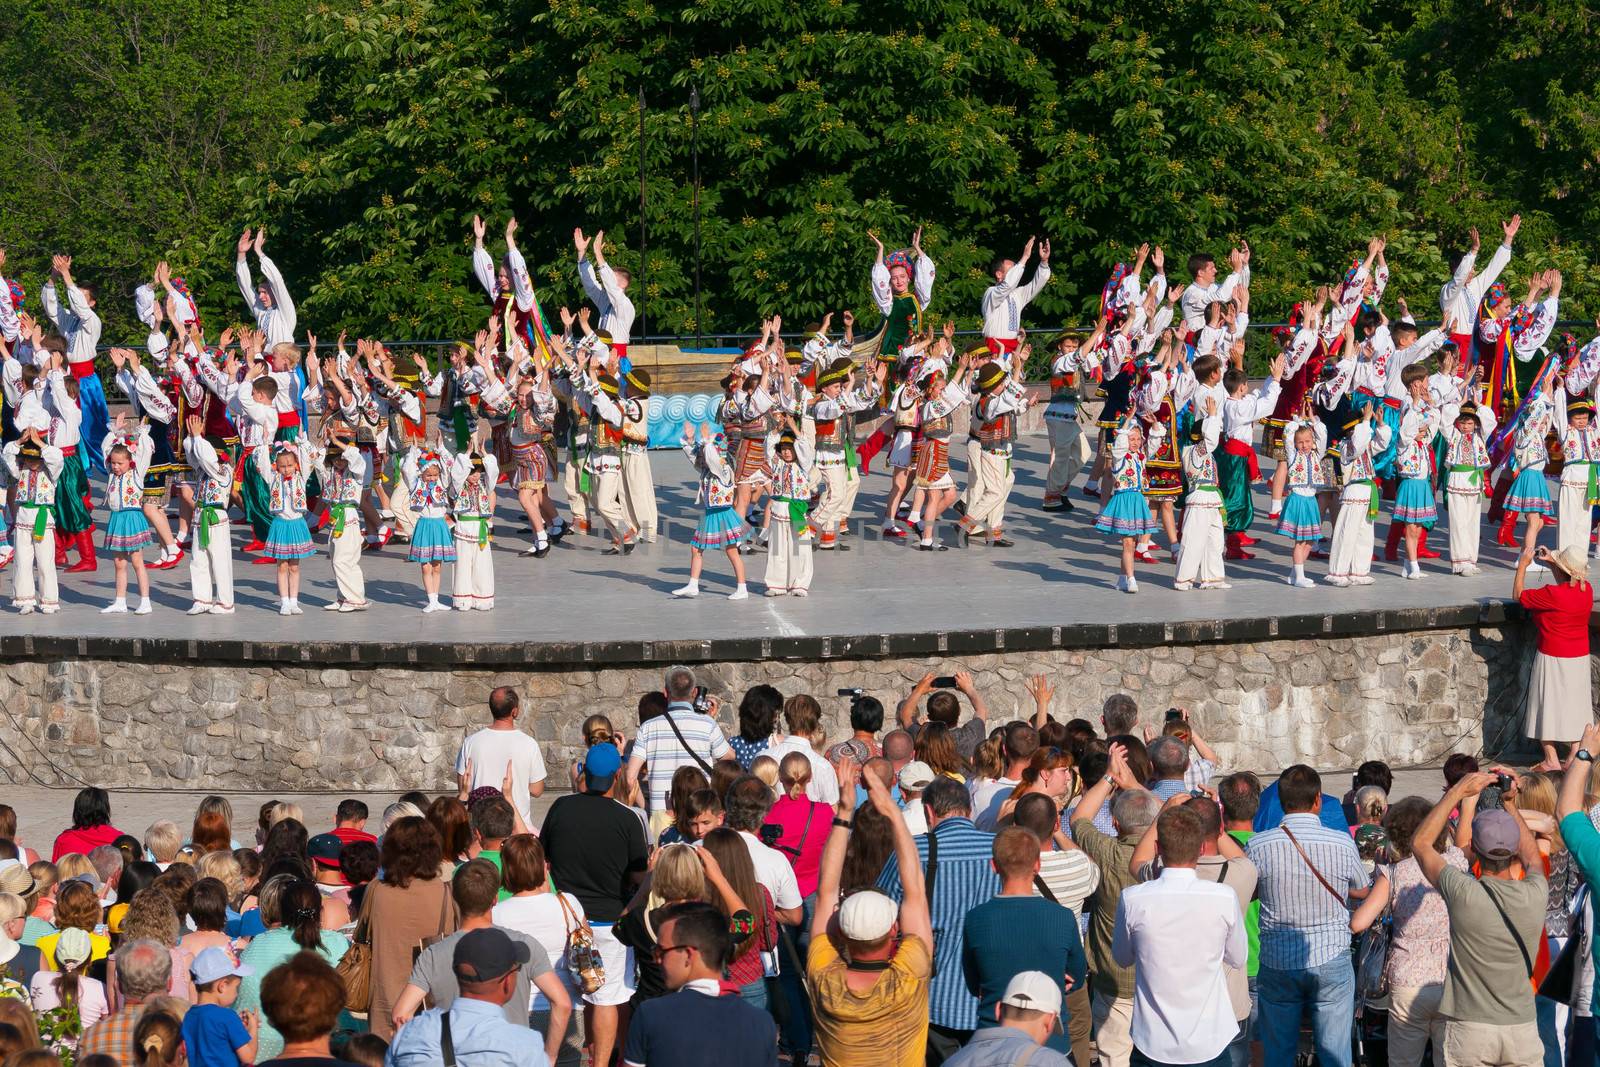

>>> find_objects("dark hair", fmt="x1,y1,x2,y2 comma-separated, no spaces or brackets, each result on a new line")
1191,354,1221,383
1105,735,1151,786
667,766,710,819
1064,720,1097,761
1102,694,1139,735
1157,806,1206,865
71,787,112,831
426,797,472,862
398,791,430,811
849,696,885,735
700,828,764,961
233,849,263,892
188,877,229,933
710,761,744,803
132,1010,183,1067
451,858,503,917
1003,722,1040,765
738,685,784,742
922,777,972,819
258,819,309,884
470,797,516,843
500,835,548,894
988,256,1009,277
335,800,369,825
723,775,774,833
1037,720,1068,751
117,860,161,912
840,804,895,893
914,722,967,779
1223,368,1248,393
1186,252,1216,278
1353,760,1394,795
676,790,723,842
253,376,280,401
489,686,520,720
339,1033,390,1067
1218,772,1262,824
379,817,443,888
0,1023,27,1061
1277,765,1323,814
1443,753,1479,787
279,881,324,952
991,826,1041,880
637,691,668,725
340,840,380,887
1147,736,1189,779
260,952,347,1043
1357,308,1382,337
1382,796,1443,860
925,691,960,727
657,900,732,971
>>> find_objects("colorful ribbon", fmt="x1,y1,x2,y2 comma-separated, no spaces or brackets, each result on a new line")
1447,464,1483,491
197,504,226,549
776,497,810,537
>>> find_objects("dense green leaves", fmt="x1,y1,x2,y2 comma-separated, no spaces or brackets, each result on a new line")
1,0,1597,342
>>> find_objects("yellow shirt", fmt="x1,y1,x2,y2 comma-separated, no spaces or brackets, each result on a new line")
36,930,111,972
807,933,931,1067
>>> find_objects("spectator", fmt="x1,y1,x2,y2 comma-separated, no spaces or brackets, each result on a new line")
36,880,107,973
1145,737,1190,802
1113,805,1247,1067
106,887,195,1005
0,895,38,987
613,844,749,1010
89,845,126,908
731,684,783,769
1442,753,1480,790
188,796,235,857
0,809,39,868
809,760,934,1066
392,858,572,1065
1161,713,1220,790
1515,545,1594,770
539,741,649,1067
769,694,841,804
425,797,473,869
1414,765,1546,1063
1070,742,1160,1067
961,827,1086,1059
877,774,999,1063
0,1002,38,1054
625,665,736,824
468,797,516,894
826,695,886,767
666,788,722,847
897,762,935,836
723,776,805,926
972,723,1039,832
234,881,351,1059
340,1033,388,1067
363,818,457,1042
306,835,353,926
897,671,991,761
52,789,125,863
455,686,549,832
656,767,711,846
882,730,916,775
77,938,172,1061
254,951,354,1066
339,841,379,916
750,755,781,798
945,970,1073,1067
30,926,108,1034
769,752,832,902
993,748,1076,828
386,928,552,1066
181,878,233,959
182,947,259,1067
621,901,778,1066
131,1010,185,1067
329,801,376,847
489,836,585,1063
142,822,182,872
1246,765,1368,1067
700,827,778,1005
1350,786,1388,837
1341,761,1394,825
108,860,159,934
1101,694,1139,736
915,722,971,784
1347,795,1463,1066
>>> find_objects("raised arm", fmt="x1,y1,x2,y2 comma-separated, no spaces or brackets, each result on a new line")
868,763,931,945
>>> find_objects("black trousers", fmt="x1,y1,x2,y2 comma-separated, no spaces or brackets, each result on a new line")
925,1023,974,1066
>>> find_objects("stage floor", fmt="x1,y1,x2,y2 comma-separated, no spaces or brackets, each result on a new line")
3,447,1529,663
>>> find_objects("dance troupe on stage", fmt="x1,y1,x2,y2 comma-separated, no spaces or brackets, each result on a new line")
0,212,1595,612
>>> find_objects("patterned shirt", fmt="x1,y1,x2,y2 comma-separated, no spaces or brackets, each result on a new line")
1247,813,1369,970
877,817,999,1030
728,734,770,770
631,704,734,811
1385,849,1468,990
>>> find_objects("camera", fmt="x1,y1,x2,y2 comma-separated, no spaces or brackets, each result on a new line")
1165,709,1184,722
758,824,782,847
837,687,865,698
1495,772,1514,792
931,676,959,689
692,685,713,714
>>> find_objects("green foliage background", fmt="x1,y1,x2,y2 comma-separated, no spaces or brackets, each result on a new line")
2,0,1597,344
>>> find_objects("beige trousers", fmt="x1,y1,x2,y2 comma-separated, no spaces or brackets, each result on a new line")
451,525,495,610
812,461,859,533
1386,983,1446,1067
1440,1019,1541,1067
1447,490,1482,567
1557,478,1593,558
12,526,58,609
965,449,1014,533
763,516,813,592
189,521,235,609
1328,492,1376,579
590,467,628,540
621,449,657,540
328,510,367,606
1176,505,1225,585
1045,416,1086,500
1091,990,1134,1067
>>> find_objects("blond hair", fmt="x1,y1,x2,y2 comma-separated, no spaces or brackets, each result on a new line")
778,752,812,800
267,802,303,829
644,844,707,941
144,821,182,864
194,851,245,903
751,755,780,798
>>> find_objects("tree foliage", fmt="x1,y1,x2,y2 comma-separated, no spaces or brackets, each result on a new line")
2,0,1598,342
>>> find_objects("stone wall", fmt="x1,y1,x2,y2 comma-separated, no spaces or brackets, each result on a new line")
0,623,1546,789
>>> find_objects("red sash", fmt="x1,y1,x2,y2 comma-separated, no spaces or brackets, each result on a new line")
276,411,301,429
985,337,1020,355
1222,438,1260,480
68,360,96,380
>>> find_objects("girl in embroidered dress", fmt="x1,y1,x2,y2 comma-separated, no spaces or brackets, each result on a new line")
1094,412,1162,594
763,415,814,597
1500,390,1558,558
100,415,155,614
256,435,315,615
1391,406,1441,579
1276,418,1328,588
403,444,456,612
511,361,559,558
672,423,749,600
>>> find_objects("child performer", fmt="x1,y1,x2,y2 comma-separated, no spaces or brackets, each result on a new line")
961,356,1034,546
318,420,370,612
673,424,749,600
619,367,657,544
100,416,156,614
1173,396,1228,590
449,448,498,611
764,415,814,596
403,445,456,612
1041,330,1093,512
182,416,236,614
1095,413,1161,593
43,360,96,572
1325,405,1391,587
4,430,62,613
1391,406,1441,579
1277,417,1328,588
1499,391,1558,555
257,436,315,615
913,350,974,551
40,254,107,476
810,358,880,550
510,368,559,558
1557,397,1600,559
108,347,185,570
1219,352,1289,560
1439,398,1495,575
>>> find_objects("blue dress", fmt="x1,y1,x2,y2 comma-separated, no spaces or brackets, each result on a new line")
1505,467,1554,517
408,516,457,564
264,516,315,560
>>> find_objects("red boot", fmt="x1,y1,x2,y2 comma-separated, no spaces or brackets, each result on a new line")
1236,532,1258,546
1383,521,1403,562
1495,512,1519,547
1416,528,1441,559
65,530,97,572
1223,532,1254,561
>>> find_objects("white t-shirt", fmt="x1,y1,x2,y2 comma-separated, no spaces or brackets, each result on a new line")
737,830,802,910
970,777,1020,832
766,735,840,805
456,726,548,830
492,892,582,1009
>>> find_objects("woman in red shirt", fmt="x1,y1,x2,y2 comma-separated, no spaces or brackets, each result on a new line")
1515,545,1595,770
51,787,125,863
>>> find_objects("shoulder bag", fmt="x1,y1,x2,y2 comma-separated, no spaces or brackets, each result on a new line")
1353,865,1394,1002
924,829,941,979
556,892,606,995
661,710,715,776
1280,825,1348,905
1482,881,1536,979
335,883,376,1013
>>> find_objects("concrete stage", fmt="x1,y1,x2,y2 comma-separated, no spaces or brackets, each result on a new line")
1,447,1533,667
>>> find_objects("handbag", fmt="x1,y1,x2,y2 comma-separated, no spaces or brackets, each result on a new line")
556,892,606,995
1353,866,1394,1002
414,879,458,965
336,886,375,1013
1539,886,1588,1003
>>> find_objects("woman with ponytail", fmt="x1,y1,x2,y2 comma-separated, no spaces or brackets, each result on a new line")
132,1010,184,1067
234,881,350,1061
30,925,109,1042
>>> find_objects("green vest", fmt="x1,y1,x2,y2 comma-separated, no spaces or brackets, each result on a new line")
882,291,923,360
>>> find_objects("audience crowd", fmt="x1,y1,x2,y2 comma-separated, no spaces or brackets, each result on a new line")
0,670,1595,1067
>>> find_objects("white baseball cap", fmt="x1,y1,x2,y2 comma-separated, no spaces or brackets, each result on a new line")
1001,970,1063,1022
897,760,936,792
837,890,898,942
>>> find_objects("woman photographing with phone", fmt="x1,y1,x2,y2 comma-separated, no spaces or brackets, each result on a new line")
1514,545,1594,771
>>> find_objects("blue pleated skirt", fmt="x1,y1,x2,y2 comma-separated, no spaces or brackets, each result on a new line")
1276,494,1323,542
104,508,152,553
1094,489,1156,537
408,515,458,563
1392,477,1437,529
265,516,315,560
1504,467,1554,517
693,506,749,551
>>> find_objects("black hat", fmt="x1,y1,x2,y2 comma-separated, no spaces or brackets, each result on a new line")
453,927,531,983
307,833,343,868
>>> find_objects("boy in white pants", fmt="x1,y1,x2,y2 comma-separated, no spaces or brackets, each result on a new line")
1558,398,1600,558
182,417,236,614
318,421,370,611
1326,405,1392,587
4,432,63,614
449,449,498,610
1174,399,1227,589
1439,400,1495,575
1041,332,1091,511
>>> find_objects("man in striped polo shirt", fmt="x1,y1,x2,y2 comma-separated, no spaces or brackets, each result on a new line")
624,665,734,826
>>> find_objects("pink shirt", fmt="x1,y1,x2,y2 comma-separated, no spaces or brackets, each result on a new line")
765,797,830,898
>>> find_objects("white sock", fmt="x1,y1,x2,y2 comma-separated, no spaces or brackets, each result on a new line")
1293,564,1305,582
428,594,440,607
735,582,747,593
1269,497,1283,515
537,533,548,547
680,579,699,593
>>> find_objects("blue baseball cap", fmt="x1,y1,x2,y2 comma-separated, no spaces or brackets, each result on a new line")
583,743,623,790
